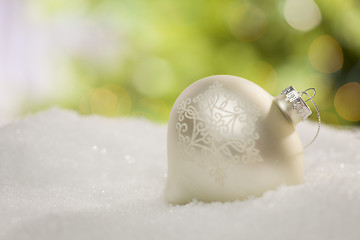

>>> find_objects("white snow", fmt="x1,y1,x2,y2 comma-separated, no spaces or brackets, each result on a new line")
1,108,360,240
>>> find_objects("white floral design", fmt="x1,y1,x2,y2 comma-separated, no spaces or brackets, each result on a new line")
176,81,263,185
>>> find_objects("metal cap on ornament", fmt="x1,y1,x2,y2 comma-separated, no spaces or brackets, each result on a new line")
275,86,312,125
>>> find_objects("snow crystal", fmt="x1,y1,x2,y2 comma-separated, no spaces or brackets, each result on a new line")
0,108,359,240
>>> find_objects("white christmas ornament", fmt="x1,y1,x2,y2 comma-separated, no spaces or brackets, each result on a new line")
165,75,318,204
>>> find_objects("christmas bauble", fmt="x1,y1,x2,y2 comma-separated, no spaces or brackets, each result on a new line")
165,75,313,204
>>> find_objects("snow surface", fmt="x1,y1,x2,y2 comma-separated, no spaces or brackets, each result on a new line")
1,108,360,240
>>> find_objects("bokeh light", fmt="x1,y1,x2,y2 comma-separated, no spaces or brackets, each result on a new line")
90,88,119,116
1,0,360,126
308,35,343,74
79,84,131,117
334,82,360,122
283,0,322,31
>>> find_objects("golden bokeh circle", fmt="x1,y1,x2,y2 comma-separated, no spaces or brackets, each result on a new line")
91,88,119,116
78,84,132,117
334,82,360,121
308,35,343,74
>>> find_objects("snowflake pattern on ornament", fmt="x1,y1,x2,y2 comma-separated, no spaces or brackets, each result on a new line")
176,81,263,185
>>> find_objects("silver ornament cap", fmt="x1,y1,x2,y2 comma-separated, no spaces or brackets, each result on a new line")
275,86,312,125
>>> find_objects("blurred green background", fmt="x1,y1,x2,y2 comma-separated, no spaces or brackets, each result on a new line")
1,0,360,125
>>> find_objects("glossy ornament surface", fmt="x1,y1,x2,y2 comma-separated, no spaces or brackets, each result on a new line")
165,75,310,204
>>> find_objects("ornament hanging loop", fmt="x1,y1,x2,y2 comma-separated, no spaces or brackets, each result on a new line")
300,88,316,102
298,88,321,149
